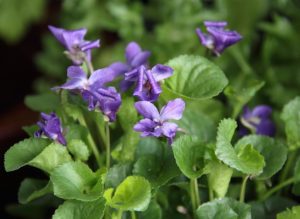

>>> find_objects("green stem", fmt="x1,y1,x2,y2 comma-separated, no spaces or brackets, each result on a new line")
260,177,295,201
209,185,214,201
130,211,136,219
190,178,200,215
240,175,249,202
77,114,101,167
279,151,297,185
105,122,111,169
84,56,94,75
117,210,123,219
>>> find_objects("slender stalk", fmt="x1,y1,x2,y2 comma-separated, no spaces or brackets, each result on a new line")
130,211,136,219
105,122,111,169
239,175,249,202
77,114,101,167
209,185,214,201
117,210,123,219
260,177,295,201
279,151,297,185
84,56,94,75
190,178,200,215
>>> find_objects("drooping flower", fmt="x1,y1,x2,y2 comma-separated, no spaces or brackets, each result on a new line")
133,64,173,102
239,105,276,137
48,25,100,65
134,98,185,144
34,112,66,145
109,42,151,91
54,66,121,122
196,21,242,56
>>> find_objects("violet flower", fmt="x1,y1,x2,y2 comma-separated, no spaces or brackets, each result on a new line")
133,64,173,102
134,98,185,144
239,105,276,137
109,42,151,91
34,112,66,145
196,21,242,56
54,66,121,122
48,25,100,65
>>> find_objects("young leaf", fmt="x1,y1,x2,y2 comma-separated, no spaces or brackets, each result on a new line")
67,139,90,162
139,201,162,219
25,93,60,112
18,178,52,204
164,55,228,100
52,198,106,219
216,119,265,175
277,206,300,219
196,197,251,219
172,136,209,179
104,176,151,211
281,97,300,150
29,143,72,173
50,161,103,201
235,135,287,180
105,163,132,188
4,138,50,172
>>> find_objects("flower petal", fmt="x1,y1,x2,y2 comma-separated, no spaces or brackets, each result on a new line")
204,21,228,28
80,39,100,51
160,98,185,121
252,105,272,119
151,64,173,81
256,119,276,137
109,62,130,76
161,122,178,145
61,28,87,50
89,67,116,89
125,42,142,64
48,25,66,46
67,66,87,79
196,28,214,49
134,101,160,120
131,51,151,68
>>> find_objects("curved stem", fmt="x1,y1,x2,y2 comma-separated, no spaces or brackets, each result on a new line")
260,177,295,201
105,122,111,169
240,175,249,202
279,151,297,185
130,211,136,219
190,178,200,215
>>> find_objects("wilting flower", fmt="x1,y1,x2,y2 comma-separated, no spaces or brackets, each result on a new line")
133,64,173,102
34,112,66,145
196,21,242,56
134,98,185,144
54,66,121,121
109,42,151,91
48,25,100,65
239,105,276,137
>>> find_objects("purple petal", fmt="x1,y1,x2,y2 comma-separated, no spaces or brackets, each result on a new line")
120,80,134,92
61,28,87,50
80,39,100,51
124,68,139,81
134,101,160,120
161,122,178,145
109,62,130,76
252,105,272,119
256,119,276,137
48,25,66,47
67,66,87,79
89,68,116,89
196,28,214,49
151,64,173,82
131,51,151,68
160,98,185,121
125,42,142,64
204,21,228,28
133,118,156,132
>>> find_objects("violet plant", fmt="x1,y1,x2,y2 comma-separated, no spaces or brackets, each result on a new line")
3,18,300,219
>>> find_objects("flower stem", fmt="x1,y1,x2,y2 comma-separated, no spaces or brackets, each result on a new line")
105,122,111,169
190,178,200,215
239,175,249,202
84,56,94,75
117,210,123,219
279,151,297,186
260,177,295,201
77,114,101,167
130,211,136,219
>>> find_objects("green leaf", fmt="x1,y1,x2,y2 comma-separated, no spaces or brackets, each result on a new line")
24,93,60,112
67,139,90,162
292,157,300,195
216,119,265,175
235,135,287,179
52,198,106,219
29,143,72,173
65,124,88,143
172,136,209,179
281,97,300,150
164,55,228,100
22,125,39,137
207,161,233,198
118,96,138,129
104,176,151,211
277,206,300,219
4,138,50,172
139,201,162,219
50,161,103,201
18,178,52,204
196,197,251,219
105,163,132,188
224,79,265,118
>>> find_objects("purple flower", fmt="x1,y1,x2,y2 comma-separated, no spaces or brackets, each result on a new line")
34,113,66,145
109,42,151,91
133,64,173,102
239,105,276,137
196,21,242,56
134,98,185,144
48,25,100,65
54,66,121,121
